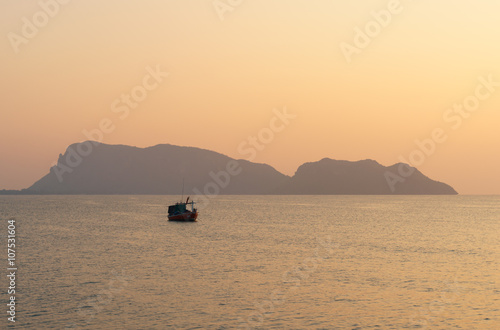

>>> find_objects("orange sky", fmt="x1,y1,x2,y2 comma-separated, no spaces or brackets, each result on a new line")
1,0,499,194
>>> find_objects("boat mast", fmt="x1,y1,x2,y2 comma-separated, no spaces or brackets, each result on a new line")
181,178,185,203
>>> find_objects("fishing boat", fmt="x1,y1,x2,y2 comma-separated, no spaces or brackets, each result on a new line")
168,197,198,222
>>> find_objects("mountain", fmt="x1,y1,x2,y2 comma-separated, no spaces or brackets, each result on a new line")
26,142,289,194
273,158,457,195
7,142,457,195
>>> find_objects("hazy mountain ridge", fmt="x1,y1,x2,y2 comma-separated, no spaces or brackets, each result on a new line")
25,142,289,194
2,142,457,195
274,158,457,195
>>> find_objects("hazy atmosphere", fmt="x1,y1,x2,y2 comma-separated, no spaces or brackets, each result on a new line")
2,2,499,329
2,0,500,194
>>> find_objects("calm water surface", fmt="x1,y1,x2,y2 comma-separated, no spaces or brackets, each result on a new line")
0,195,499,329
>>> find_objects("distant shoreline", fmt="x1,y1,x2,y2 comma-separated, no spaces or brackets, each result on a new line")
0,190,463,196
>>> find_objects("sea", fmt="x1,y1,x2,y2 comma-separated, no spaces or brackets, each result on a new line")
0,195,498,329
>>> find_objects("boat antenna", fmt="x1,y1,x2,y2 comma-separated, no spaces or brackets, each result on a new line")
181,178,185,203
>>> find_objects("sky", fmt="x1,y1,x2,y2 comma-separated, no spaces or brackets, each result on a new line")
1,0,499,194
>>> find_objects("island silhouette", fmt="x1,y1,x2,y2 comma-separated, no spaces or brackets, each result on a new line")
1,142,457,195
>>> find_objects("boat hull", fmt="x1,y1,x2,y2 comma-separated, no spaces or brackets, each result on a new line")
168,211,198,222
